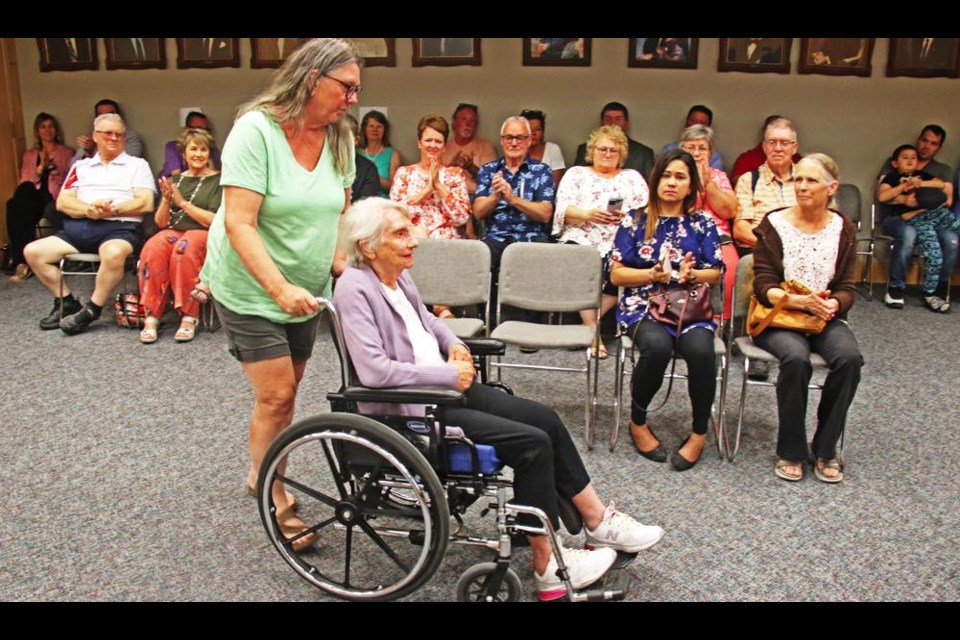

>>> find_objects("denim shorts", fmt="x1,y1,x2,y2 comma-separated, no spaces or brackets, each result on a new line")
57,219,143,254
214,300,322,363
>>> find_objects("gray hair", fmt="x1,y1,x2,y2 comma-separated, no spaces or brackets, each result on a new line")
237,38,362,177
93,112,125,132
343,113,360,138
798,153,840,209
763,117,797,141
680,124,715,150
500,116,531,136
338,197,412,268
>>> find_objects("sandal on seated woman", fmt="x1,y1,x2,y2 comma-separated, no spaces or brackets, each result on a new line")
140,316,159,344
174,316,198,342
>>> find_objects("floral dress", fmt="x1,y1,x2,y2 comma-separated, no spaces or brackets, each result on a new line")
610,209,723,335
389,164,471,239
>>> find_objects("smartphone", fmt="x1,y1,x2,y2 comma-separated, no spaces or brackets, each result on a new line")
659,242,672,273
607,197,624,213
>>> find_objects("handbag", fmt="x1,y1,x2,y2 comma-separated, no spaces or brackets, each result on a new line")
114,292,146,329
646,282,713,330
746,280,826,337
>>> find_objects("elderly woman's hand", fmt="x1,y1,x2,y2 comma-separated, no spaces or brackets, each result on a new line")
452,360,476,391
448,343,472,363
791,290,838,320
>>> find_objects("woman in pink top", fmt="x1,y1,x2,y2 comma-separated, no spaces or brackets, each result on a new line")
5,112,74,281
679,124,739,319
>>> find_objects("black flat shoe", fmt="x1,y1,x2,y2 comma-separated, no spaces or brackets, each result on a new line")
630,423,666,463
670,436,703,472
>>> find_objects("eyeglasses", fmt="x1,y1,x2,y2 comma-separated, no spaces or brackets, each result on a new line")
594,146,619,156
681,144,710,154
95,130,125,139
323,74,362,100
501,134,530,144
763,139,797,149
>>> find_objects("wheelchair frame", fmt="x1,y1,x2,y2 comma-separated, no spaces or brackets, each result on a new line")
256,298,627,602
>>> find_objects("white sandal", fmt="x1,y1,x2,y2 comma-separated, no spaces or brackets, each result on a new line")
175,316,198,342
140,317,159,344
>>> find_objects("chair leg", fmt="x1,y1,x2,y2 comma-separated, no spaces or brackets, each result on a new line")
611,340,624,452
714,352,727,460
584,349,594,451
729,357,751,462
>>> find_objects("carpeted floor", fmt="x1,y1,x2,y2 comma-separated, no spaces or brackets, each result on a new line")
0,274,957,602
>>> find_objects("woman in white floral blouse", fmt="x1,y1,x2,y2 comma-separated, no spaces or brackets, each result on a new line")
553,125,649,358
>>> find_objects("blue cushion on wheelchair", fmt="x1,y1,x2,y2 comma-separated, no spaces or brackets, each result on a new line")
447,442,502,475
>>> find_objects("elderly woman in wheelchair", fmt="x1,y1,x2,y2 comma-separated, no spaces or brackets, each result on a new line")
255,197,663,601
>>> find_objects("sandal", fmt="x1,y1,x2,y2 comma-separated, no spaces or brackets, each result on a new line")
9,264,32,282
591,341,608,360
276,505,316,552
775,459,804,482
174,316,198,342
140,317,159,344
813,457,844,484
247,481,298,512
190,282,211,304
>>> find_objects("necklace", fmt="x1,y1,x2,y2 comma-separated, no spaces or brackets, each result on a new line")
169,172,206,227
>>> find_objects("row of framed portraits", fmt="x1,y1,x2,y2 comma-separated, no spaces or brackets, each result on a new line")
37,38,960,79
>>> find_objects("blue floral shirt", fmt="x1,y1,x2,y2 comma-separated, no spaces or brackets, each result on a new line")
610,209,723,334
476,156,556,242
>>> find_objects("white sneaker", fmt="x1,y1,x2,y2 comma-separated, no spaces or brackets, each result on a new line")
584,502,665,553
534,543,616,601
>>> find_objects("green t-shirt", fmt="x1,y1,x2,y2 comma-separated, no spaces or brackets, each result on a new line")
202,110,355,323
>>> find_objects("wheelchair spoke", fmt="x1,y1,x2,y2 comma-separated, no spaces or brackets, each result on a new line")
321,440,349,500
357,519,412,574
281,515,337,548
274,472,339,509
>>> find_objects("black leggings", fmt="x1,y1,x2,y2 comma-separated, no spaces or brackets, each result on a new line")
5,182,52,266
628,319,717,434
446,382,591,528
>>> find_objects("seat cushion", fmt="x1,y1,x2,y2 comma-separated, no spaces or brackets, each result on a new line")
734,336,828,366
491,321,594,348
442,317,484,339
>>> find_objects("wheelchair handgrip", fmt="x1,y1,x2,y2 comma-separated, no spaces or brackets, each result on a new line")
462,338,506,356
339,386,466,406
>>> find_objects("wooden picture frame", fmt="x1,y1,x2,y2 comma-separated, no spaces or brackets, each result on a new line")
346,38,396,67
412,38,481,67
104,38,166,70
887,38,960,78
718,38,792,74
628,38,698,69
798,38,874,77
250,38,312,69
176,38,240,69
36,38,98,72
523,38,591,66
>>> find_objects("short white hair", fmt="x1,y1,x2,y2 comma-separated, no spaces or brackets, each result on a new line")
338,197,412,268
93,112,125,132
500,116,531,136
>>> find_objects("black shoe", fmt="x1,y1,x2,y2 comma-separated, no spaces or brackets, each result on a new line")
884,286,905,309
629,423,667,463
670,436,703,472
39,297,82,330
747,360,770,381
60,304,100,336
519,346,539,354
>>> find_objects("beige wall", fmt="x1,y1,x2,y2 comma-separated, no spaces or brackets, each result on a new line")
15,38,960,226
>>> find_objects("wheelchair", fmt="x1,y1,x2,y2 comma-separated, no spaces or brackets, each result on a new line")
256,298,631,602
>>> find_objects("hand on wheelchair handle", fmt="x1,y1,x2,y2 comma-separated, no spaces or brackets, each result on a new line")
275,282,321,316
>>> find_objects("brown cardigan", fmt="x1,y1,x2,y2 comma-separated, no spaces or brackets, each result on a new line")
752,208,858,320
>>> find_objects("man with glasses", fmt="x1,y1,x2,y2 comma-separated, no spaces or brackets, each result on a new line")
573,102,654,180
473,116,556,325
75,99,145,160
442,103,497,195
732,117,799,254
731,114,801,185
25,113,155,335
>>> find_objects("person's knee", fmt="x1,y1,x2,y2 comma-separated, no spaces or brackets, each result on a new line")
24,238,63,266
99,242,132,267
830,346,864,375
255,385,298,420
778,349,813,376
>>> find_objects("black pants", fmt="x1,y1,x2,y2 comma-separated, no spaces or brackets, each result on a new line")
5,182,52,266
446,382,591,528
753,320,863,461
628,319,717,434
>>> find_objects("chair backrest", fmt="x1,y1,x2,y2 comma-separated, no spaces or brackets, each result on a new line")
732,253,755,326
408,238,491,307
498,242,601,312
836,183,862,226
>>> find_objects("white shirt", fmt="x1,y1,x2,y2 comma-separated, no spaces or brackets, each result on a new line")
768,209,842,292
63,152,156,222
542,142,566,172
380,282,446,367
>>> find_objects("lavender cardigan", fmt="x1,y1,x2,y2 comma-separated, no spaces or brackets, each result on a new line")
332,265,465,415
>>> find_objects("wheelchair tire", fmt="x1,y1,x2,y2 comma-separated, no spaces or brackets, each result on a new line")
456,562,523,602
258,412,449,601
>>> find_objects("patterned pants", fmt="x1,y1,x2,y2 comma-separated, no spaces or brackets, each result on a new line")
138,229,208,318
908,207,960,293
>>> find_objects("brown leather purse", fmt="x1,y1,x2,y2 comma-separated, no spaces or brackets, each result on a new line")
746,280,826,337
646,283,713,330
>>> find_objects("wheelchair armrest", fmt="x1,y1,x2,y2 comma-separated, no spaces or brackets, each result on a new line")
333,386,466,406
463,338,506,356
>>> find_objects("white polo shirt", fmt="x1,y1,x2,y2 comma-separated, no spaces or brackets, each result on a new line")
62,152,156,223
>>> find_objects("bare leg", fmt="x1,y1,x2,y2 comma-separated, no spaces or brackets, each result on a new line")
24,235,78,296
92,239,133,307
677,432,706,462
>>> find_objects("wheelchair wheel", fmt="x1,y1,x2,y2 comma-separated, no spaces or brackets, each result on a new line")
258,412,449,601
456,562,523,602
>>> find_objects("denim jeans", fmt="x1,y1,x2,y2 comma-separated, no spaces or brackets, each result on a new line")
882,213,959,291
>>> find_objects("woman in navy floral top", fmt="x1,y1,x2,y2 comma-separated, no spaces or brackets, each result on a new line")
609,149,723,471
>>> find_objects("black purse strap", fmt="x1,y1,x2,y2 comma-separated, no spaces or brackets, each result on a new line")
629,285,687,415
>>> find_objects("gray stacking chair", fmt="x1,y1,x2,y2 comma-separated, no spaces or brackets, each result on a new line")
408,237,490,339
835,183,877,301
489,242,602,449
611,275,728,454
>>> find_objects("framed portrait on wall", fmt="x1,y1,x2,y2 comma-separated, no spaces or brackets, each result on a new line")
251,38,312,68
346,38,396,67
628,38,698,69
36,38,98,72
718,38,792,74
412,38,481,67
176,38,240,69
798,38,873,77
887,38,960,78
104,38,166,70
523,38,591,66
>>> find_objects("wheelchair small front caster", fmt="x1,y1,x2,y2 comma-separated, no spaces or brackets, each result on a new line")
456,562,522,602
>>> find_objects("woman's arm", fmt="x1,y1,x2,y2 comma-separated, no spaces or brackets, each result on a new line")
704,170,738,220
438,167,472,228
224,185,320,316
